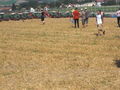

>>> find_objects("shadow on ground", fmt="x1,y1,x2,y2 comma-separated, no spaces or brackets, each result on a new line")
115,60,120,68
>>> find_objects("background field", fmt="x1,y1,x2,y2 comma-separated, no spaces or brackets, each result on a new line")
0,18,120,90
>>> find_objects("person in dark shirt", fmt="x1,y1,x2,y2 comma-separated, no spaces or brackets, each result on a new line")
41,10,45,24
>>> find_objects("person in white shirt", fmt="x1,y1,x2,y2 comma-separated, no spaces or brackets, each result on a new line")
96,10,105,36
30,7,35,13
116,8,120,27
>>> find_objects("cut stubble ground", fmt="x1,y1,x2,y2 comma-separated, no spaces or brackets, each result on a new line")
0,18,120,90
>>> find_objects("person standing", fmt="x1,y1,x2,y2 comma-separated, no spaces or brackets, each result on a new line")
70,9,75,27
12,3,16,11
72,8,80,28
96,10,105,36
116,8,120,27
84,8,90,27
81,9,86,28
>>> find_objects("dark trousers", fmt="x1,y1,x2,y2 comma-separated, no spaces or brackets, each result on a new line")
117,17,120,27
85,18,88,24
74,19,79,28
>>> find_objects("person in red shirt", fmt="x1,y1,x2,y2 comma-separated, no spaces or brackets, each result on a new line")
72,8,80,28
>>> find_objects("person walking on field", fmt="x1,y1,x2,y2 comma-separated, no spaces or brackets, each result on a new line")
116,8,120,27
96,10,105,36
72,8,80,28
99,10,104,23
40,10,45,24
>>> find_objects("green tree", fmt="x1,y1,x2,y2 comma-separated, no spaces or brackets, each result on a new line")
27,0,39,7
20,0,39,8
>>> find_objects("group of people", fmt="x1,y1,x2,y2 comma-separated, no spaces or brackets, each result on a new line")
72,8,105,36
71,8,120,36
72,8,89,28
40,7,120,36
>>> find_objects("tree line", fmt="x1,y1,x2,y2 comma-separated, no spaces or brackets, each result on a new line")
19,0,119,8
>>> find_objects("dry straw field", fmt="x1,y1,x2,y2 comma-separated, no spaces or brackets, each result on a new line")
0,18,120,90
